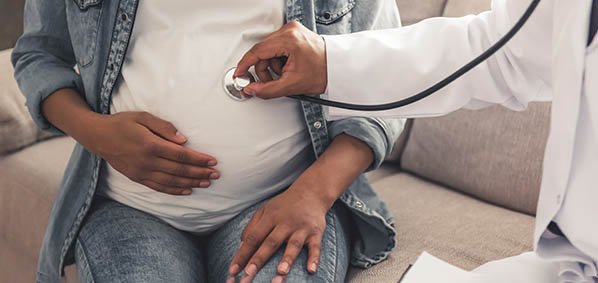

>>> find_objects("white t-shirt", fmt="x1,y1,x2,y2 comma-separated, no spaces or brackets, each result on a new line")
97,0,313,233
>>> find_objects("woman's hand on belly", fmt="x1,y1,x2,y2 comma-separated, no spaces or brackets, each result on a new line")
89,111,220,195
228,134,374,281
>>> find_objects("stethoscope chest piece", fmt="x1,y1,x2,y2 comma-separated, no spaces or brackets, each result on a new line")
223,67,255,101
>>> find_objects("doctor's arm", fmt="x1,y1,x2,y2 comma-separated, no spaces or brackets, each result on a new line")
236,0,553,118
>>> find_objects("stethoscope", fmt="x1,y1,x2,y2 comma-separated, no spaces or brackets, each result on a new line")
223,67,255,101
224,0,541,111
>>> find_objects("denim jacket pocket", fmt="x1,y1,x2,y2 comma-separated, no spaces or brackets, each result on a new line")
314,0,355,25
67,0,104,67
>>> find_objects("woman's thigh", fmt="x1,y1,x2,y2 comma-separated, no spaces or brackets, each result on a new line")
75,196,206,283
206,198,352,283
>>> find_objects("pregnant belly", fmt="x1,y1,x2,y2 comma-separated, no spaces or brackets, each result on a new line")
103,74,313,232
99,128,313,233
183,131,312,194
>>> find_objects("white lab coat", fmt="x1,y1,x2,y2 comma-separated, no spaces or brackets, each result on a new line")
323,0,598,266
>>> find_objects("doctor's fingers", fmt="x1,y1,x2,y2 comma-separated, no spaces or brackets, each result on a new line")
233,20,297,78
269,57,286,75
252,29,290,81
255,59,274,82
242,77,298,100
237,26,326,98
235,20,320,79
252,56,287,83
234,40,291,80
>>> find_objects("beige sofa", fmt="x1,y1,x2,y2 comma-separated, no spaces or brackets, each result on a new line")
0,0,550,282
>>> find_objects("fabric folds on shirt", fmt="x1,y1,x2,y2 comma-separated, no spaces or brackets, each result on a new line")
97,0,313,233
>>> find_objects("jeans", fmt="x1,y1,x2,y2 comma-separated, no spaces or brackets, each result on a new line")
74,195,351,283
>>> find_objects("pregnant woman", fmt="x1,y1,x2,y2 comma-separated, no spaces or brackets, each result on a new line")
12,0,403,282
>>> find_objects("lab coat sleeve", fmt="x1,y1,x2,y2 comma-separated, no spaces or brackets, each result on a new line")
324,0,406,172
323,0,554,119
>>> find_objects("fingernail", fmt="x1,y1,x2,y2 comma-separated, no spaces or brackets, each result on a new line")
175,131,187,141
234,70,246,77
208,160,217,166
200,181,210,187
182,189,192,195
272,276,285,283
309,262,317,273
246,264,257,276
229,264,240,275
279,262,289,274
226,276,235,283
210,173,219,179
244,88,255,96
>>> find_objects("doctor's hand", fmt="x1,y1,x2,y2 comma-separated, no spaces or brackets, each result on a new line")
234,21,327,99
85,111,220,195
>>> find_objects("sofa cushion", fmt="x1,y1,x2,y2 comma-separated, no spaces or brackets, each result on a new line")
0,48,55,155
385,119,412,165
396,0,447,25
0,0,24,50
365,163,398,183
0,241,38,283
443,0,491,17
346,173,535,283
0,137,75,261
3,141,534,283
401,102,551,215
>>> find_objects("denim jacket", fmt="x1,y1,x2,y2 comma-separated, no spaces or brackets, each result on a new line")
12,0,403,282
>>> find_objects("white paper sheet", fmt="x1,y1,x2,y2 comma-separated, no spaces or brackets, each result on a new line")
470,252,559,283
400,252,560,283
399,252,470,283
